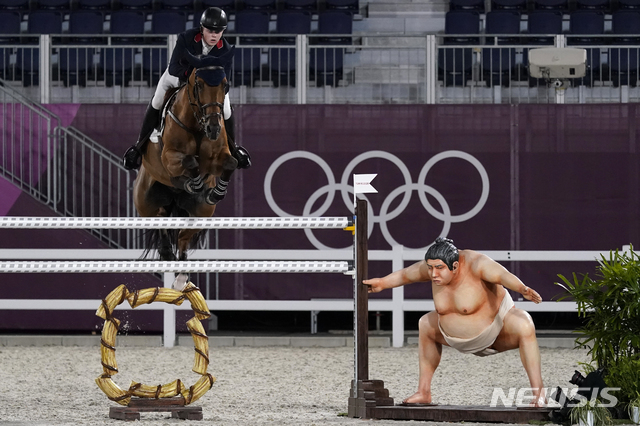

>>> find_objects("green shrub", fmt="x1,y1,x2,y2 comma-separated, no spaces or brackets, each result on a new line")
555,246,640,407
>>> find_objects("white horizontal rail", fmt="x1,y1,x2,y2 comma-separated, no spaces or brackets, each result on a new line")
0,249,606,262
0,299,575,312
378,250,610,262
0,260,351,274
0,249,353,260
0,216,352,229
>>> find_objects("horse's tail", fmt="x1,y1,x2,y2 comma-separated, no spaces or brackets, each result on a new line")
140,208,208,261
141,228,180,260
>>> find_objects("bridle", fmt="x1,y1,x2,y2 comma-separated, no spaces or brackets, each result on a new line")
188,65,226,135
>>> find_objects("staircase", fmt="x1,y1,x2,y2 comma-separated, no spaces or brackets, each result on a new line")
0,79,135,249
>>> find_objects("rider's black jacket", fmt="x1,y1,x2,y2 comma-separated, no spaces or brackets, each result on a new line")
168,28,233,84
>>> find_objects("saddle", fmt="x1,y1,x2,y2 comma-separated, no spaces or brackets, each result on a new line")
150,85,184,144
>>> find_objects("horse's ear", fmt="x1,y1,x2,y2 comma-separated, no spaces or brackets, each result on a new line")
219,46,235,64
184,50,203,68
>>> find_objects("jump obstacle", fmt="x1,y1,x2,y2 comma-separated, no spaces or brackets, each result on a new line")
348,199,552,423
0,215,353,421
2,212,555,422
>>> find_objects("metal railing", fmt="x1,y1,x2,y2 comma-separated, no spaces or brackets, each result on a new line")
2,34,640,104
0,77,135,249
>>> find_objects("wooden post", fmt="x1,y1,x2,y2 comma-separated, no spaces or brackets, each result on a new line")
348,199,394,418
355,198,368,384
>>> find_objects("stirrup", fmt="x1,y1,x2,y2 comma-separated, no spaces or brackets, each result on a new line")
122,146,142,171
233,146,252,169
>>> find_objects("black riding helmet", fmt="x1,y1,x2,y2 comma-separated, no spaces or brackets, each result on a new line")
200,7,228,33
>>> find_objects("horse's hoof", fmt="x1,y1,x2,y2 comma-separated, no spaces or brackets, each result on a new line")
185,176,204,194
171,273,189,291
205,188,226,205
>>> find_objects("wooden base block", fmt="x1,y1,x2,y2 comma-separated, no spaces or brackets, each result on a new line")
347,380,552,423
109,397,203,421
369,405,552,423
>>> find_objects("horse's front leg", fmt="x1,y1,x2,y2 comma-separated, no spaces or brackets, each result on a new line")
205,155,238,205
163,148,204,194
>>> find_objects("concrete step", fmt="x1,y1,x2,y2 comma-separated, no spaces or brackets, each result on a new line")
355,66,425,84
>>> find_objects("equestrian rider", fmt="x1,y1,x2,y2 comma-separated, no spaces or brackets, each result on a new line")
122,7,251,171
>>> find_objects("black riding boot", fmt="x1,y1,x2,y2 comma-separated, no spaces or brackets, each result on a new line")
122,101,161,170
224,112,251,169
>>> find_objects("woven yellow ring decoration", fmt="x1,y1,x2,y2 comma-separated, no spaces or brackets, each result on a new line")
94,282,215,406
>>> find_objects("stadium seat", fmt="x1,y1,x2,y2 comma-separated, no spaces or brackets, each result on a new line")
324,0,358,12
68,10,105,42
444,10,480,44
0,10,21,42
492,0,526,10
59,10,104,86
117,0,154,11
109,10,146,37
195,0,236,16
612,10,640,42
449,0,484,12
569,10,605,44
18,11,63,86
576,0,610,11
243,0,276,12
142,10,185,84
269,10,311,86
482,11,521,86
309,11,351,86
26,10,64,33
0,11,21,81
566,11,604,86
609,11,640,86
618,0,640,9
317,9,352,43
282,0,317,12
609,46,639,87
151,9,187,35
533,0,568,12
439,11,479,87
0,0,30,12
33,0,71,11
154,0,195,10
526,10,563,44
232,10,269,85
74,0,112,10
103,10,146,86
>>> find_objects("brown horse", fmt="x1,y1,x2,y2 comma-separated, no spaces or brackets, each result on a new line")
133,49,237,261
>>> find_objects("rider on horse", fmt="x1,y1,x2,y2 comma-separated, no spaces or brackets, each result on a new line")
122,7,251,171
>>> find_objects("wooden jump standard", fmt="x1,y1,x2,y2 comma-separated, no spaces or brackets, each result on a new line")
347,199,552,423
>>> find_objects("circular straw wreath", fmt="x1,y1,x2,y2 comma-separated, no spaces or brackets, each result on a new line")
94,282,215,406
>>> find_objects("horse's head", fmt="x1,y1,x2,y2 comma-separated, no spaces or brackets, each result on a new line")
185,48,235,141
191,70,226,140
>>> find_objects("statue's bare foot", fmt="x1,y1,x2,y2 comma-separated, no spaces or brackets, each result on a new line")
531,395,546,408
401,391,434,405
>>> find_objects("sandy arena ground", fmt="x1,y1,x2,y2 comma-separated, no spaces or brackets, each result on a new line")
0,344,616,425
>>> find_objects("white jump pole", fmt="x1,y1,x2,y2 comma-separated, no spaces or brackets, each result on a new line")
0,215,355,348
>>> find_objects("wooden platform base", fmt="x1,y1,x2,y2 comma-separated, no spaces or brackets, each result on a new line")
109,397,203,421
348,380,552,423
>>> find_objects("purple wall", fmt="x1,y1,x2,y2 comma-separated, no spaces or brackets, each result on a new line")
1,103,638,331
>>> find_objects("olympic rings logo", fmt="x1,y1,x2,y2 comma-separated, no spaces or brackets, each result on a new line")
264,150,490,251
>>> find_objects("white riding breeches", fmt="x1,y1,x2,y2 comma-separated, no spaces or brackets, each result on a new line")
152,68,232,120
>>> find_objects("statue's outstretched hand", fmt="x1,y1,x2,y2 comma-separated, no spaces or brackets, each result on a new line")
522,286,542,304
362,278,385,294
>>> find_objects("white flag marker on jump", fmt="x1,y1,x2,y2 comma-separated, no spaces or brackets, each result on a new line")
353,173,378,208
